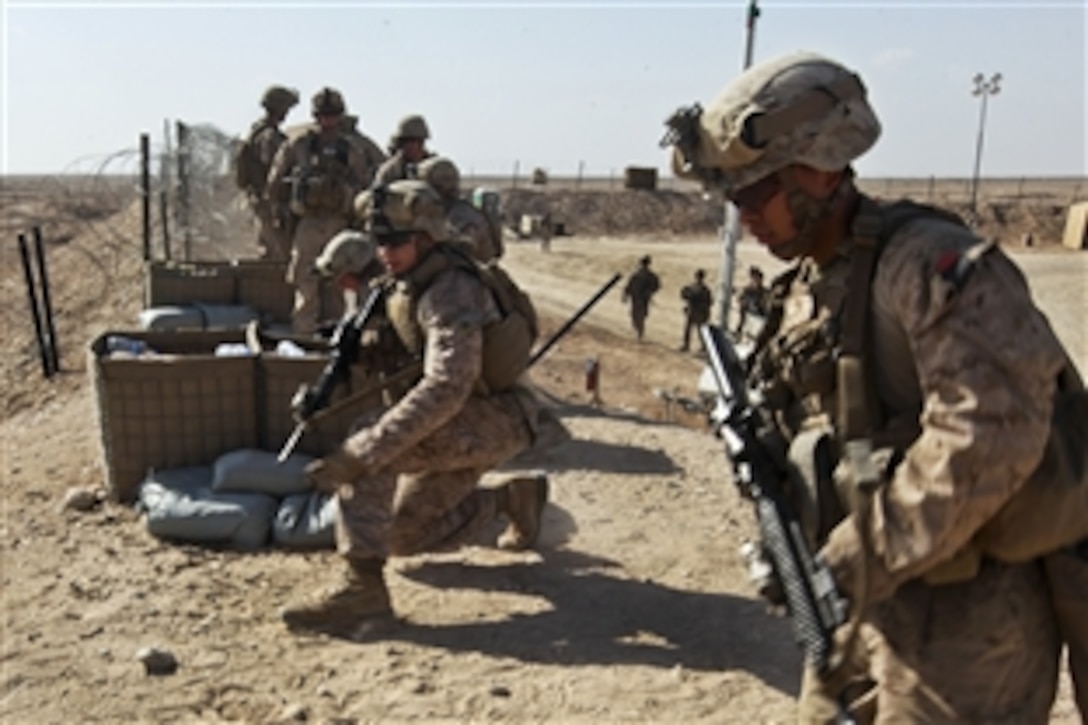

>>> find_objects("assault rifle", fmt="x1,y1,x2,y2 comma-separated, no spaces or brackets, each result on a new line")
699,323,849,675
278,272,623,462
277,285,387,461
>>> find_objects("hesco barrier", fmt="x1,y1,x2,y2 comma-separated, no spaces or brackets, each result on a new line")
89,326,403,502
144,260,344,326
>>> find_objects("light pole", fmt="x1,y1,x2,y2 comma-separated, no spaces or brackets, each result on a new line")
969,72,1001,215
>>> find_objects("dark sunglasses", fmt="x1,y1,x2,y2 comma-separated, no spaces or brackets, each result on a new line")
728,174,783,213
375,232,415,249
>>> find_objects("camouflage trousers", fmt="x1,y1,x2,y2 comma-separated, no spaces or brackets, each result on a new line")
288,214,348,335
336,392,533,561
798,559,1060,724
254,200,290,262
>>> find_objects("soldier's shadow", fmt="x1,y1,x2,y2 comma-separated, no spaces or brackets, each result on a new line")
386,548,800,697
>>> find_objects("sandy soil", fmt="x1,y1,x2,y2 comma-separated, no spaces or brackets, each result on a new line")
1,180,1085,723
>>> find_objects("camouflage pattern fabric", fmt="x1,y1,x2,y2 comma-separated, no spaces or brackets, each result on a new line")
446,199,499,262
372,150,421,188
334,264,536,559
764,214,1070,721
288,216,348,334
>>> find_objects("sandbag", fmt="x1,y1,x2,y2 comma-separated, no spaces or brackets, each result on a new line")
138,304,260,331
138,466,278,550
139,306,205,331
211,448,315,497
273,492,338,549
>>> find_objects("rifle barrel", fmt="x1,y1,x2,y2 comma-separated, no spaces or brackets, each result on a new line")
528,272,622,367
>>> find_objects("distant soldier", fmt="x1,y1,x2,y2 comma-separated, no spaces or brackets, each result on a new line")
266,87,373,335
417,156,502,262
372,115,432,187
621,255,660,342
733,265,768,339
234,85,299,261
339,114,387,186
679,268,713,351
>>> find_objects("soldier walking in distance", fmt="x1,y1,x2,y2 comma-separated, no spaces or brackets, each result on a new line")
266,87,373,335
234,85,299,261
733,265,768,340
621,255,660,342
281,180,557,633
372,115,432,187
679,268,713,352
666,50,1087,722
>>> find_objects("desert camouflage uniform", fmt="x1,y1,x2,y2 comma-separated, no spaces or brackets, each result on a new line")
340,116,386,185
335,264,537,561
242,120,292,261
760,214,1069,722
267,126,371,334
372,150,429,188
445,199,499,263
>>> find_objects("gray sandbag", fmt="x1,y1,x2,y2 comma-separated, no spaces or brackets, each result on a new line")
197,303,260,329
138,466,278,550
211,449,315,497
273,492,339,549
139,306,205,331
138,304,260,331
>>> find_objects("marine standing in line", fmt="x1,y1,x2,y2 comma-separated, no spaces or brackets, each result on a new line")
372,115,433,187
417,155,503,262
234,85,299,261
666,50,1087,722
266,87,372,335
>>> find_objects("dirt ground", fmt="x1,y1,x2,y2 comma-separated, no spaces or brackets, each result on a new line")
1,178,1085,723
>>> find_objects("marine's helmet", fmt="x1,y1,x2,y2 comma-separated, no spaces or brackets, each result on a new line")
261,85,299,113
663,51,881,195
311,87,346,116
313,230,375,278
394,114,430,141
417,156,461,199
353,180,447,242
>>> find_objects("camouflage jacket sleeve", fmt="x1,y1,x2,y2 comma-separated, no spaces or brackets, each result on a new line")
342,268,487,472
821,218,1068,602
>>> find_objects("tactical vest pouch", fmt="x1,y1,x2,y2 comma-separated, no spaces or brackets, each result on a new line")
974,386,1088,562
481,312,534,393
293,174,349,216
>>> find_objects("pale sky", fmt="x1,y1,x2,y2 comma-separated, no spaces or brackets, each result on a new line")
2,0,1085,178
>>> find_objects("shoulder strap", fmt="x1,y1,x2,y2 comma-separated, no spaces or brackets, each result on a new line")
838,195,969,440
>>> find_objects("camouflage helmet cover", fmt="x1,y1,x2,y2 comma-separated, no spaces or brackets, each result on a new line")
311,87,346,116
395,114,430,141
417,156,461,198
354,180,447,241
262,85,299,112
667,51,881,194
314,230,375,277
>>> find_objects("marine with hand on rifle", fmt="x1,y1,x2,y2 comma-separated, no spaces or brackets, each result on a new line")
279,179,563,634
667,50,1088,722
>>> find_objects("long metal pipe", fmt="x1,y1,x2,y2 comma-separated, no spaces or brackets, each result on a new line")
33,227,59,374
18,232,53,378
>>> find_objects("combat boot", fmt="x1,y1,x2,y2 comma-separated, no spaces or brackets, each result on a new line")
497,474,549,551
280,557,393,633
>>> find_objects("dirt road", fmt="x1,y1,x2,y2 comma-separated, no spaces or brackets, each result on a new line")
2,207,1084,721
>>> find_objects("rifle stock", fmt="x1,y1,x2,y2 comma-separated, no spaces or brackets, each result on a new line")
698,323,848,674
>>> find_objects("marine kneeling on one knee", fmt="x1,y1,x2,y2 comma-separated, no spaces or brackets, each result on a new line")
281,179,551,635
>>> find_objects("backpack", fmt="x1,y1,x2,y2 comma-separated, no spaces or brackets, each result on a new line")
471,187,506,260
390,244,538,392
232,122,273,193
842,195,1088,564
